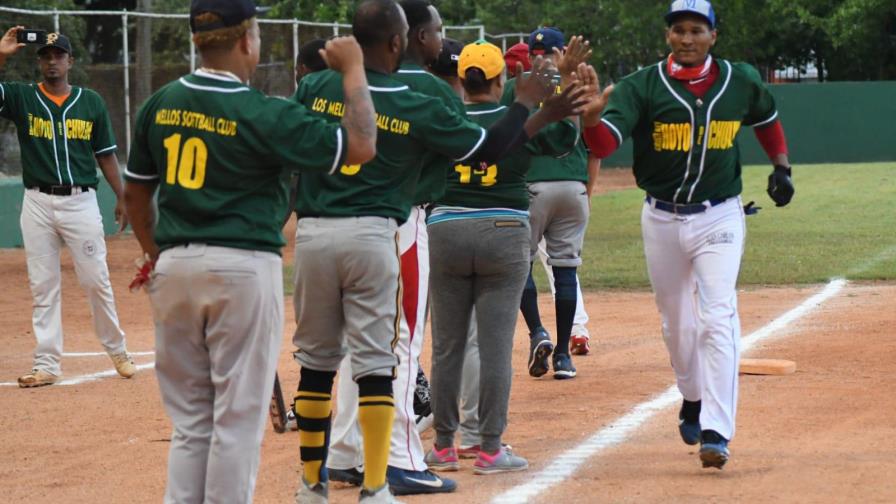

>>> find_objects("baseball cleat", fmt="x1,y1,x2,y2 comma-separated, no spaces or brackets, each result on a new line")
328,466,363,486
423,446,460,472
552,353,577,380
386,466,456,495
110,351,137,378
569,334,591,355
294,477,328,504
17,369,59,388
527,328,554,378
473,445,529,475
678,399,701,445
359,484,404,503
699,430,730,469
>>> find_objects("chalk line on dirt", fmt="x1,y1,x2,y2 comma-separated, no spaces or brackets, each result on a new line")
491,278,848,504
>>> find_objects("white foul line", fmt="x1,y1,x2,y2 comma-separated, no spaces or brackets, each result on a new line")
491,278,848,504
0,362,156,387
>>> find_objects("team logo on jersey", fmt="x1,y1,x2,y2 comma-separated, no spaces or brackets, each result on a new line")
652,120,742,152
47,33,59,46
82,240,97,257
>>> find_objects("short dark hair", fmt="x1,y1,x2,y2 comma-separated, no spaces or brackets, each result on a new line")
399,0,432,35
353,0,405,48
297,39,327,72
461,67,492,96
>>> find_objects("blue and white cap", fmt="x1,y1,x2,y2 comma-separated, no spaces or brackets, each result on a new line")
665,0,716,29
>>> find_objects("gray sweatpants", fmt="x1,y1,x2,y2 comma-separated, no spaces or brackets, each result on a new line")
459,311,480,447
528,180,589,267
292,217,401,379
428,217,530,453
149,244,283,504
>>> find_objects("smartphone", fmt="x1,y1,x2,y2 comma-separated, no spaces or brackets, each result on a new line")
16,29,48,45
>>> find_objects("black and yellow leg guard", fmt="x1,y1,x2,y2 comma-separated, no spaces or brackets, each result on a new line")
295,367,336,486
357,375,395,491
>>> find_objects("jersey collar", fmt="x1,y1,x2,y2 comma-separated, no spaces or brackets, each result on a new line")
661,57,730,105
397,62,428,74
364,69,409,92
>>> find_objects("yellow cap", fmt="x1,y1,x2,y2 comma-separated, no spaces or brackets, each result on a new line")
458,40,505,80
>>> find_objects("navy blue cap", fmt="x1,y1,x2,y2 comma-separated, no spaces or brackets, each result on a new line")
665,0,716,29
190,0,268,33
431,38,463,77
528,27,564,55
37,33,72,55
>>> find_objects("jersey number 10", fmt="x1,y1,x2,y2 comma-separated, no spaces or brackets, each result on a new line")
164,133,208,190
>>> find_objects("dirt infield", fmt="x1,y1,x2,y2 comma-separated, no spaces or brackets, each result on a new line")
1,182,894,502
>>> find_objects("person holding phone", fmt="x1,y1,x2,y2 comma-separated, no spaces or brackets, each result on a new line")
0,26,136,387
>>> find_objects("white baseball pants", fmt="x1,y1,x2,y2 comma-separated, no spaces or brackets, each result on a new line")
19,188,126,376
329,206,429,472
642,196,745,440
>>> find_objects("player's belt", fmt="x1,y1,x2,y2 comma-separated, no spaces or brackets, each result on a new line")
646,195,727,215
32,185,94,196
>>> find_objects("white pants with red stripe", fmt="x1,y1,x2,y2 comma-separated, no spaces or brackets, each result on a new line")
329,206,429,472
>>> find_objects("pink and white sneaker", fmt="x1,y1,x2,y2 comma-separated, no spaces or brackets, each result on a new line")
424,445,460,472
473,445,528,475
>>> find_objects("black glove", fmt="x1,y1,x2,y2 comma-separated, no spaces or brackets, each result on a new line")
767,164,794,207
743,201,762,216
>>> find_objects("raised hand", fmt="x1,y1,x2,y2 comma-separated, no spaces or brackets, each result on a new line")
319,36,364,75
578,65,614,127
554,35,592,79
0,26,26,60
514,56,557,109
540,81,589,123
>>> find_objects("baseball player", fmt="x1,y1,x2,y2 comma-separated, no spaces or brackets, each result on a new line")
426,40,587,475
0,27,136,387
290,1,561,500
502,28,593,379
324,1,463,495
581,0,795,469
296,38,328,86
122,0,377,501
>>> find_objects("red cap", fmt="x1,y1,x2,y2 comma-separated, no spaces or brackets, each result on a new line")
504,43,532,78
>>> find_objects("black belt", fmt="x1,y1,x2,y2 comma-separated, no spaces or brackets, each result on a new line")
646,195,727,215
32,185,93,196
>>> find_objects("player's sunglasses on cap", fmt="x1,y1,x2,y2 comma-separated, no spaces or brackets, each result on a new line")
458,40,505,80
190,0,269,33
528,27,564,56
665,0,716,29
36,33,72,55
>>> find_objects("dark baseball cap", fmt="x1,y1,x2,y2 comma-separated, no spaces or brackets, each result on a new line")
36,33,72,55
190,0,268,33
528,27,564,55
665,0,716,29
430,38,463,77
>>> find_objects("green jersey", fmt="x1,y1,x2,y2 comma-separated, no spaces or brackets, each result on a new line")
501,74,588,183
125,70,347,254
601,59,778,203
438,102,579,210
292,69,486,224
393,62,466,205
0,82,116,188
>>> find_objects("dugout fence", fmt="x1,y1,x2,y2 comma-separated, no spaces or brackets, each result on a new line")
0,6,526,167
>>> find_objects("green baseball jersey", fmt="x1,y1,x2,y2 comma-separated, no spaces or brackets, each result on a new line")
501,74,589,183
438,102,579,210
600,59,778,203
125,70,347,254
0,82,116,188
292,69,486,224
394,62,465,205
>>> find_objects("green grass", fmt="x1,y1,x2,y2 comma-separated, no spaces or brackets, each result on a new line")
284,162,896,293
570,162,896,289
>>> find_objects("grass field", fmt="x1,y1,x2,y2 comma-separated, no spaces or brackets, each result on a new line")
576,162,896,289
284,162,895,293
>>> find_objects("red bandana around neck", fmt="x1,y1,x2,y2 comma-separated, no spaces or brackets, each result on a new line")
667,54,713,82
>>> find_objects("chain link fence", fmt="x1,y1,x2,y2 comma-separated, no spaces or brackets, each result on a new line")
0,6,528,175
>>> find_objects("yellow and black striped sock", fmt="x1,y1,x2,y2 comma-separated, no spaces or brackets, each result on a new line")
357,375,395,491
295,368,336,487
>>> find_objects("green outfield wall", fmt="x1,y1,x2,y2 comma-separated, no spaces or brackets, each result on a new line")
602,81,896,167
0,177,120,248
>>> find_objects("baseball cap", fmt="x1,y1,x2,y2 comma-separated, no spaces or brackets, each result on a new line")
528,27,564,56
458,40,505,80
190,0,268,33
503,42,531,77
36,33,72,55
665,0,716,29
431,38,463,77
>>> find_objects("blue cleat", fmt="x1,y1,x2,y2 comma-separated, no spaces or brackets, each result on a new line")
699,430,730,469
678,399,701,445
528,327,554,378
386,466,457,495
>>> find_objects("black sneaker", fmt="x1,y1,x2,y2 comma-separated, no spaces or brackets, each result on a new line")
552,353,577,380
528,327,554,377
328,466,364,486
678,399,701,445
